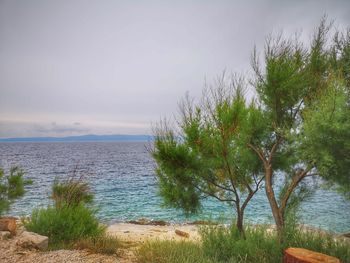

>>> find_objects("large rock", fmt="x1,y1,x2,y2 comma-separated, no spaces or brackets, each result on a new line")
0,217,16,235
16,231,48,250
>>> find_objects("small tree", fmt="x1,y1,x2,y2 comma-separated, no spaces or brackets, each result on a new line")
248,18,350,239
153,18,349,241
0,166,30,217
152,76,264,237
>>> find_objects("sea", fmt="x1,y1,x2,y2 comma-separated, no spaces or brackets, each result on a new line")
0,141,349,233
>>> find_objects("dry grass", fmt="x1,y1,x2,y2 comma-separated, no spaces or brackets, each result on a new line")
75,234,120,255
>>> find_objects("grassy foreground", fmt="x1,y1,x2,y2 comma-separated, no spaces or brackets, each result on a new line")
137,224,350,263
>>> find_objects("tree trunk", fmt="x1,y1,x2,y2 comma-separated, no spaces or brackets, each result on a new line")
236,206,246,239
264,165,285,242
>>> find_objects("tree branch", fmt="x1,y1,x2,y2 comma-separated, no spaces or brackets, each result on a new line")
248,143,266,164
279,167,313,213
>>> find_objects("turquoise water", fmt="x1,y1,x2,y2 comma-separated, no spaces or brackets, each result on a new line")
0,142,349,233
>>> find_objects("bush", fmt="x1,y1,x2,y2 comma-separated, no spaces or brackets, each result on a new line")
0,166,31,216
52,176,93,208
25,204,104,248
76,234,120,255
24,175,104,249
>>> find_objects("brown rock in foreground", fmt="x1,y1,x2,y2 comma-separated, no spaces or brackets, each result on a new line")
16,231,49,250
0,217,16,235
284,247,340,263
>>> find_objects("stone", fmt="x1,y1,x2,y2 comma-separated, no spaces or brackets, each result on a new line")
16,231,48,250
148,220,169,226
127,218,150,225
175,229,189,238
0,217,17,235
284,247,340,263
0,231,11,240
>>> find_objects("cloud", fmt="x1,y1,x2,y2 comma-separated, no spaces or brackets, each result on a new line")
0,0,349,137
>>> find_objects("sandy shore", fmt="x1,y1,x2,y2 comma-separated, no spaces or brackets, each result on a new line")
0,222,202,263
107,223,201,243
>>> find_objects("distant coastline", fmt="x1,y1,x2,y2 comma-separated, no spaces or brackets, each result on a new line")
0,134,154,142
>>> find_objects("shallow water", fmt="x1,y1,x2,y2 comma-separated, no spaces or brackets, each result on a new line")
0,142,349,233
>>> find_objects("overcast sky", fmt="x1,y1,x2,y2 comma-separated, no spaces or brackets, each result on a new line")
1,0,349,138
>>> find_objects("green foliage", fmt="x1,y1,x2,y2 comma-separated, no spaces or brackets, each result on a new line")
153,79,264,235
246,17,350,233
302,79,350,196
0,166,31,216
25,204,104,248
52,176,93,208
25,175,104,248
75,234,120,255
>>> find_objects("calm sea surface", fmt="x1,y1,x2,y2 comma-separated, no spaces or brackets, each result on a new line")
0,142,349,233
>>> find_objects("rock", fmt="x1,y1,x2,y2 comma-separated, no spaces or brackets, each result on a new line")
127,218,169,226
175,229,190,238
0,217,17,235
148,220,169,226
127,218,150,225
0,231,11,240
284,247,340,263
16,231,48,250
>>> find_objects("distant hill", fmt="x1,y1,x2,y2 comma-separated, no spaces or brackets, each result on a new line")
0,134,154,142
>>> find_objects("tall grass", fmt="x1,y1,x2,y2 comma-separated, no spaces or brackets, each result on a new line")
137,240,213,263
137,223,350,263
200,225,280,263
52,176,93,208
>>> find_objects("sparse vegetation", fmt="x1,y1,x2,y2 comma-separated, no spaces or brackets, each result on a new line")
75,234,120,255
52,175,93,208
0,166,31,216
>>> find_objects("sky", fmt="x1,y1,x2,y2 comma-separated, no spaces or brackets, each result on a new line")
1,0,349,138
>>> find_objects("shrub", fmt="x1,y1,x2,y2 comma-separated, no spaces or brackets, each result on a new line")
76,234,120,255
25,175,104,249
0,166,31,216
25,204,104,248
52,175,93,208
